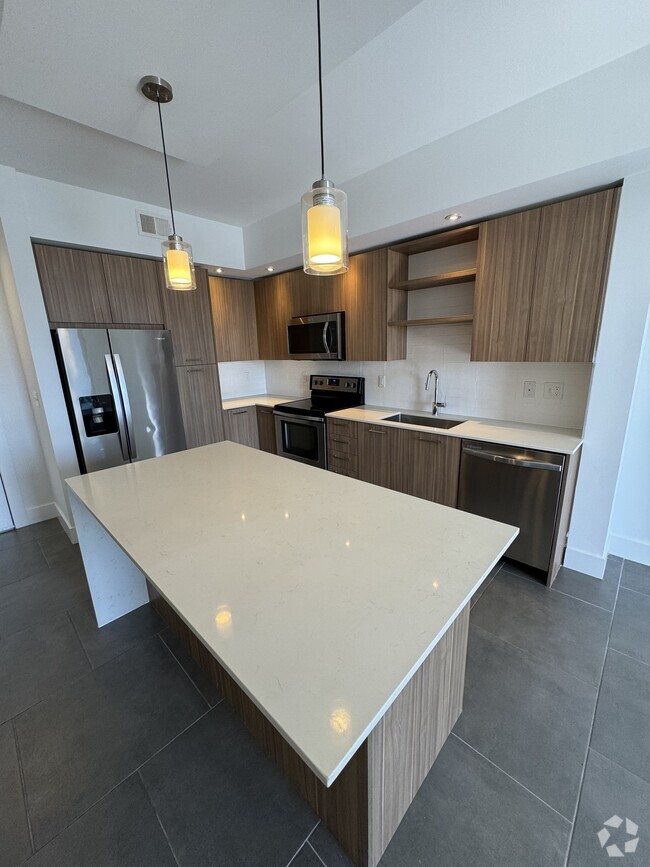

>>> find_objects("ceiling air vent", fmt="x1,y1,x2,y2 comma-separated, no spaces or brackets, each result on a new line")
136,210,172,239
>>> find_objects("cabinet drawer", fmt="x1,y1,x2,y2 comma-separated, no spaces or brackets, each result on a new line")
328,450,358,473
329,464,359,479
327,418,358,438
326,434,358,456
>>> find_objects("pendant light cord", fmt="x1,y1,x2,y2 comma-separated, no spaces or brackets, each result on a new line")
157,96,177,236
317,0,325,179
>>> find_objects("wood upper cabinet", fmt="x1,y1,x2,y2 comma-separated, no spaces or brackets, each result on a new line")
101,253,164,326
175,364,225,449
471,209,541,362
209,276,259,361
161,266,217,365
224,406,260,448
34,244,112,324
254,271,294,360
526,188,619,362
399,430,461,507
357,423,402,490
256,406,277,454
472,187,620,363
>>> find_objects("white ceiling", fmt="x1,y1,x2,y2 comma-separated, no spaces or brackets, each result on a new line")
1,0,650,229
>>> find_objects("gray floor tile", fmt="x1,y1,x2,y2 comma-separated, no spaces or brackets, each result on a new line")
0,519,62,552
15,636,207,849
454,626,597,819
0,540,48,588
25,774,176,867
380,735,571,867
0,561,89,639
159,627,223,706
552,556,621,611
568,749,649,866
471,569,611,686
591,650,650,784
140,703,317,867
38,532,82,568
0,615,90,724
621,559,650,598
290,842,324,867
309,824,354,866
0,721,32,867
68,599,165,668
610,588,650,667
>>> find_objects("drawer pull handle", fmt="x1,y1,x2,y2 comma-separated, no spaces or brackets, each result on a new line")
331,438,347,444
185,357,203,363
232,410,248,415
331,421,348,427
187,368,204,373
331,454,348,461
260,409,272,414
417,436,441,444
369,428,387,435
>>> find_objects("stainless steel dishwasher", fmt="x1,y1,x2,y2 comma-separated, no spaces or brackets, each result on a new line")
457,440,565,572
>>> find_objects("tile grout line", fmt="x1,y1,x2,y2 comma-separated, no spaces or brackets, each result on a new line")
11,717,35,857
307,840,329,867
66,609,93,670
500,563,613,613
137,768,181,866
617,583,650,600
451,733,573,825
588,745,650,788
285,818,322,867
563,556,624,867
157,632,213,710
608,646,650,669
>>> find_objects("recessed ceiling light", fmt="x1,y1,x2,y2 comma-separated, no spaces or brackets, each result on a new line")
266,266,275,272
215,267,223,274
445,213,462,222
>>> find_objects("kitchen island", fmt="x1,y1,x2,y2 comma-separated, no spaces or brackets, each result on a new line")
66,442,516,867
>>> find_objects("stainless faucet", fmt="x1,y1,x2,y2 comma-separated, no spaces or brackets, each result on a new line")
425,369,446,416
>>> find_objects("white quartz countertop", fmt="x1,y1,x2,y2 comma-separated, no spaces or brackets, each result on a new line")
66,443,516,786
222,394,296,410
328,406,583,455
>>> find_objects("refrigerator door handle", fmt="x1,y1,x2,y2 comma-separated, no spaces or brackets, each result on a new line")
104,354,130,461
113,354,137,460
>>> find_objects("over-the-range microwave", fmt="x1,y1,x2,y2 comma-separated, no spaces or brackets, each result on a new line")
286,312,345,360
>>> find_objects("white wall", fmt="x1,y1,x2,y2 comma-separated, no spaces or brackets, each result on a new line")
608,309,650,565
565,171,650,577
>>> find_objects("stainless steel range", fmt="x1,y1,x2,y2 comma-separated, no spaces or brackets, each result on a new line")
274,375,365,469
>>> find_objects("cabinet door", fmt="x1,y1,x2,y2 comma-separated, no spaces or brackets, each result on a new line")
254,272,294,359
161,266,217,365
225,407,260,448
471,209,541,361
290,270,339,318
209,276,259,361
33,244,112,324
256,406,277,454
357,423,401,490
101,254,164,326
526,188,619,362
400,430,461,507
175,364,225,448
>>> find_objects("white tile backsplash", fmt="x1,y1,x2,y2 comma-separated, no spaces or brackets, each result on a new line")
217,361,267,399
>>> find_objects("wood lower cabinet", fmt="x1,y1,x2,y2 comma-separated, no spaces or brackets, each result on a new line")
101,253,164,326
209,276,259,361
161,266,217,365
256,406,277,454
175,364,225,449
327,418,359,478
357,423,402,491
34,244,112,324
399,430,461,507
225,406,260,448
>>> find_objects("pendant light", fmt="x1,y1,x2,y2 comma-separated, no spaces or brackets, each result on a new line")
301,0,348,276
139,75,196,291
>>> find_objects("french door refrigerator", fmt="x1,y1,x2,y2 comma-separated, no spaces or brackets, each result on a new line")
53,328,186,473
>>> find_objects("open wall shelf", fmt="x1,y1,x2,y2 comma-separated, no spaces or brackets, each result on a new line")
389,224,479,256
388,314,474,327
389,268,476,292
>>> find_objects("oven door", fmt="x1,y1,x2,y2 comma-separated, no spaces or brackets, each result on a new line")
274,412,327,469
287,312,344,360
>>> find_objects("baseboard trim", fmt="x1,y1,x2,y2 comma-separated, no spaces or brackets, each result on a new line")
18,502,57,527
607,534,650,567
563,546,607,579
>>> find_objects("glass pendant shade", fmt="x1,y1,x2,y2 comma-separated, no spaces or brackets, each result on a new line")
302,180,348,276
162,235,196,291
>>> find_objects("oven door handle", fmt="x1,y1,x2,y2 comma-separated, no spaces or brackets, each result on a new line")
273,411,325,424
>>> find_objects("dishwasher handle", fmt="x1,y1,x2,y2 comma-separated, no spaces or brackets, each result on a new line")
462,446,562,472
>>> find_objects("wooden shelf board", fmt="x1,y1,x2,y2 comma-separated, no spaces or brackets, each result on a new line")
389,268,477,292
388,315,474,327
389,224,480,256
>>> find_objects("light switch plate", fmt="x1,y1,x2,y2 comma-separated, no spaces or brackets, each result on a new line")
543,382,564,400
378,375,386,388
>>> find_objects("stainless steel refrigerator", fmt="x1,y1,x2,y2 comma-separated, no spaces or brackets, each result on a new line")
53,328,186,473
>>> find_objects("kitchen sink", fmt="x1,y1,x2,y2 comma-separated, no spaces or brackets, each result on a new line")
384,413,465,429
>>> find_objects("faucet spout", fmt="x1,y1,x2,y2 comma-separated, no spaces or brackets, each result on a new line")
424,369,446,416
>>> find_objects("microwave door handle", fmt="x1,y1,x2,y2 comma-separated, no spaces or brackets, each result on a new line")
323,322,331,355
104,354,129,461
113,354,137,460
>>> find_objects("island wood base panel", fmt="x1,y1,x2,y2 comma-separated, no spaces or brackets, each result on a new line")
149,587,469,867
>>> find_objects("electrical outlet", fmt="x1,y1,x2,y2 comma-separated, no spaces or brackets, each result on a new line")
543,382,564,400
523,381,536,398
378,375,386,388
